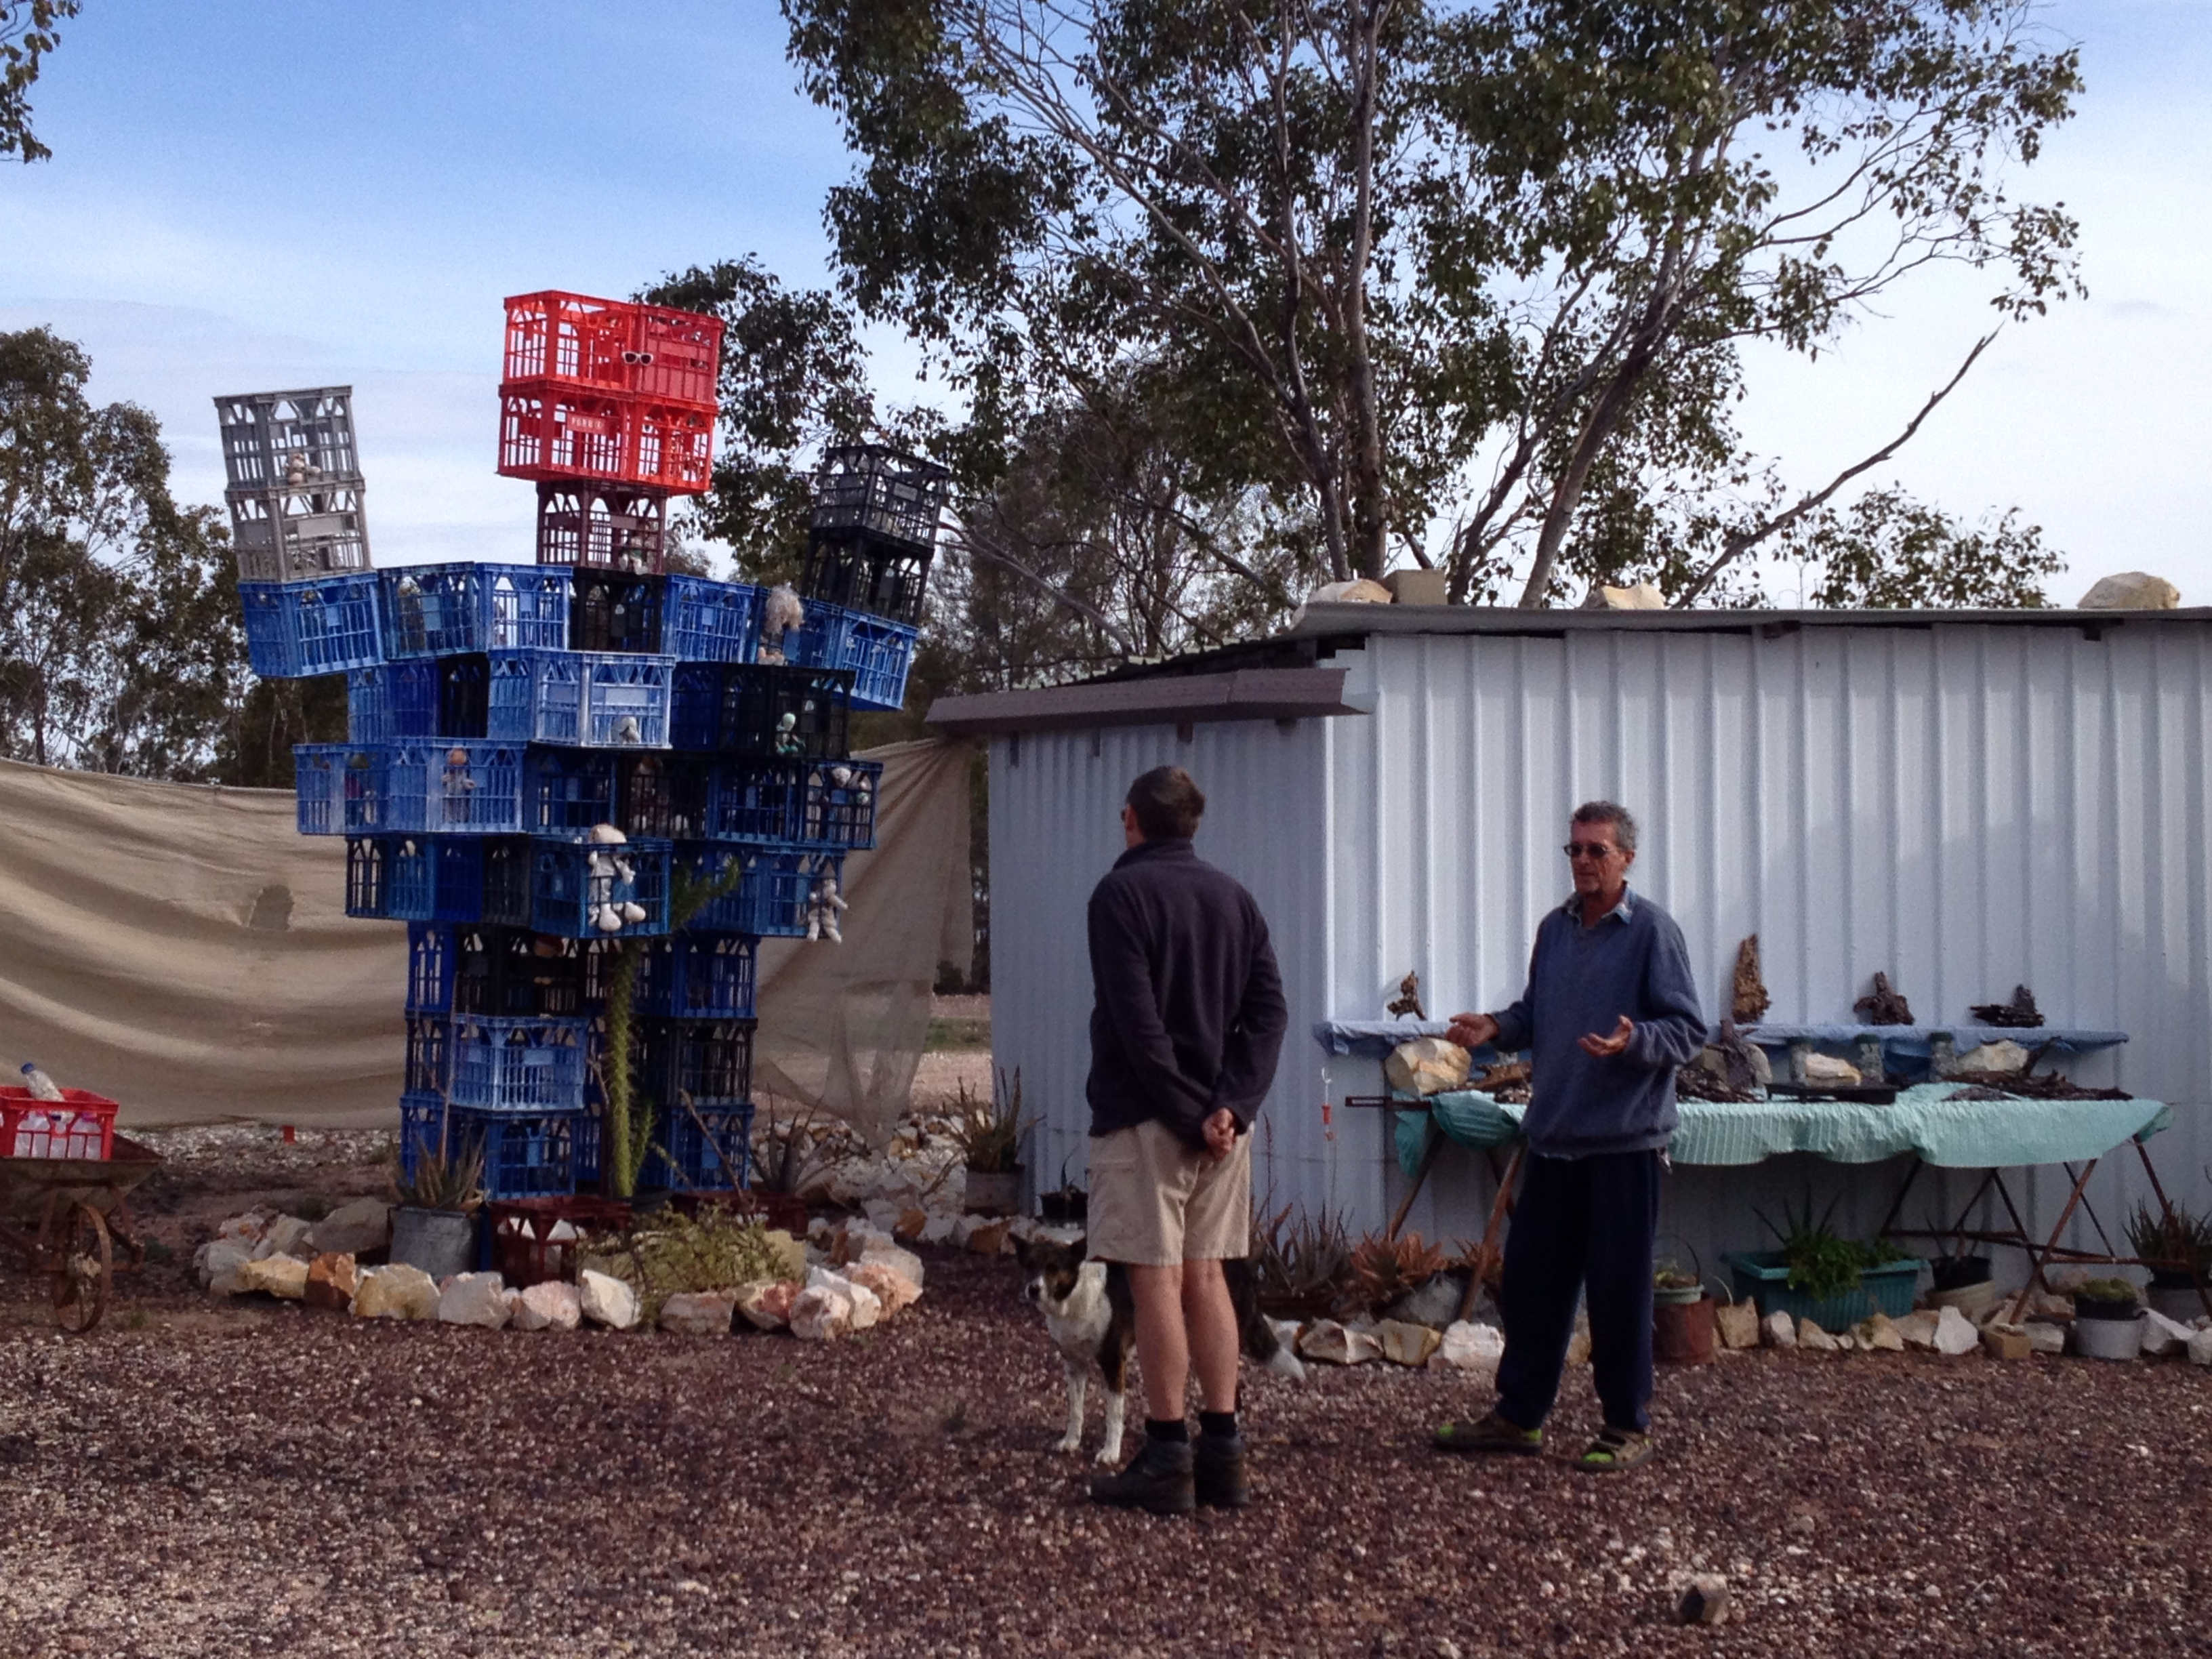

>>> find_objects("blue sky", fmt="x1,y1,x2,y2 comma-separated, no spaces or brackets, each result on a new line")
2,0,2208,599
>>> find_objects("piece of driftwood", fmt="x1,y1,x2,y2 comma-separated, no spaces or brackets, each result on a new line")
1714,1019,1764,1091
1969,984,2044,1027
1386,970,1425,1019
1730,935,1770,1023
1853,971,1914,1026
1675,1066,1762,1103
1472,1059,1531,1092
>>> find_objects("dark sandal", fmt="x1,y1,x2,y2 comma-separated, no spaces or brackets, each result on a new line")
1575,1426,1652,1473
1434,1412,1543,1456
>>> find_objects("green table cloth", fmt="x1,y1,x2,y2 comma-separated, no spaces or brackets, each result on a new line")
1395,1084,2172,1176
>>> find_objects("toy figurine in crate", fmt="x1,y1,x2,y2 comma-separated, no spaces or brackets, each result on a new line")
529,830,671,938
804,872,847,943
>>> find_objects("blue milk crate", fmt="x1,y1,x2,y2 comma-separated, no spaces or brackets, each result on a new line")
790,599,916,712
529,834,672,939
676,845,834,938
293,743,365,834
645,1100,754,1192
582,653,674,746
344,837,388,917
405,1016,450,1093
633,1017,756,1111
398,1091,449,1182
634,933,758,1019
430,836,535,926
527,747,617,832
381,562,570,658
344,836,436,920
372,741,527,834
239,575,386,678
448,1015,588,1113
453,928,588,1018
486,650,586,743
799,758,882,850
346,660,442,741
706,758,806,842
447,1106,584,1200
661,574,762,663
407,922,455,1013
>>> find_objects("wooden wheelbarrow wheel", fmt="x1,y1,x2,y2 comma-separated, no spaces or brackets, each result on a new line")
42,1195,111,1334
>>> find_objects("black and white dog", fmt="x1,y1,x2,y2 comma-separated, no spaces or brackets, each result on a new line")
1015,1235,1305,1467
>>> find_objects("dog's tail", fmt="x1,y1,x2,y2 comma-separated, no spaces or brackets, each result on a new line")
1227,1260,1307,1383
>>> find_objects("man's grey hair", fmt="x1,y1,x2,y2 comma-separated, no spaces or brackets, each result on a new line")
1571,800,1638,855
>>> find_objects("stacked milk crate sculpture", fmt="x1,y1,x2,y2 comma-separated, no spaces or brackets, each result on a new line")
235,290,936,1210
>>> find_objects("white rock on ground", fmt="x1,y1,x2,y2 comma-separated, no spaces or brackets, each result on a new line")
1932,1305,1980,1356
438,1272,512,1328
512,1279,581,1332
1377,1319,1443,1366
306,1197,391,1256
2188,1326,2212,1367
1762,1311,1797,1349
791,1279,856,1340
1430,1320,1505,1378
1715,1301,1760,1350
737,1279,802,1331
252,1215,316,1262
352,1264,439,1320
2025,1322,2068,1355
197,1239,254,1295
2139,1309,2194,1357
1298,1319,1382,1366
659,1290,739,1335
843,1260,920,1317
238,1255,310,1299
1856,1313,1905,1352
578,1269,640,1330
1896,1310,1941,1351
1797,1319,1839,1353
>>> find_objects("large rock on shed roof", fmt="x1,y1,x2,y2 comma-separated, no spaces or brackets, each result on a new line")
2079,572,2180,609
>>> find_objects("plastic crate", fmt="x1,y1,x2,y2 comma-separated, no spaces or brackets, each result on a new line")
617,753,716,840
344,835,438,921
229,479,373,583
213,386,363,492
441,656,491,738
645,1100,754,1193
676,845,834,937
450,927,588,1018
239,575,386,678
0,1087,118,1160
498,389,714,493
634,1017,756,1111
529,835,672,939
526,747,618,833
634,933,758,1019
705,758,807,842
485,650,584,744
398,1092,447,1182
535,483,665,573
1724,1252,1927,1332
570,571,661,654
381,563,570,659
346,661,442,743
430,838,535,927
501,291,722,408
448,1016,589,1113
788,600,916,712
292,743,361,834
487,1195,633,1286
363,742,527,835
808,444,949,552
660,575,761,663
799,758,882,851
405,1017,450,1093
582,653,674,747
447,1107,586,1200
670,663,851,757
406,922,455,1014
800,529,930,627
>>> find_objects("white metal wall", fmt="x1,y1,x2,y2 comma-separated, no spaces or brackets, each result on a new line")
991,619,2212,1281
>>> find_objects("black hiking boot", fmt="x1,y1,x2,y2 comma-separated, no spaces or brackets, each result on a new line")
1194,1431,1252,1509
1089,1436,1196,1515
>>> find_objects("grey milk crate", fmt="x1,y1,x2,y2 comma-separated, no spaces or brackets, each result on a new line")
227,479,373,581
212,386,365,493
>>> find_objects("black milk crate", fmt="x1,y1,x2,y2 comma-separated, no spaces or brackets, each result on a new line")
661,575,762,663
406,922,455,1013
676,844,836,938
799,529,930,628
808,443,949,552
799,758,882,850
398,1090,447,1183
705,758,807,842
346,661,441,743
213,385,363,491
447,1106,586,1201
240,575,385,678
428,837,535,926
527,747,618,832
535,481,666,572
644,1100,754,1193
454,926,588,1018
634,933,758,1020
529,834,672,939
492,650,672,747
670,663,852,757
447,1015,589,1113
569,571,661,654
617,752,716,840
345,835,438,920
382,562,569,659
359,741,527,834
229,479,372,583
789,600,916,712
405,1016,450,1093
441,655,491,737
632,1017,756,1111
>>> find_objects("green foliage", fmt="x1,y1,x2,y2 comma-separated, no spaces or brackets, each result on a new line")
1250,1202,1353,1305
392,1134,485,1214
2074,1277,2139,1308
1757,1193,1897,1300
749,1102,828,1199
2123,1203,2212,1276
602,1208,795,1324
1,1,78,164
594,941,652,1200
951,1067,1033,1173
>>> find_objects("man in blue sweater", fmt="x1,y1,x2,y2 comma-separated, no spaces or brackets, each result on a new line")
1437,802,1707,1473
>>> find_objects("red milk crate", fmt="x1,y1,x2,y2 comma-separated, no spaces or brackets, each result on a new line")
1,1087,119,1160
501,291,722,409
487,1196,634,1288
498,391,715,494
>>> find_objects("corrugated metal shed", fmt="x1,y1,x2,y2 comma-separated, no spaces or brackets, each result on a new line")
954,609,2212,1284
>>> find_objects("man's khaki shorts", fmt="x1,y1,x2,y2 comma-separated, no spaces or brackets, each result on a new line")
1086,1117,1252,1267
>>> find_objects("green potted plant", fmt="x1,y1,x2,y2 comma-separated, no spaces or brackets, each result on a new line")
1653,1256,1717,1365
2070,1277,2146,1361
1250,1202,1352,1321
952,1067,1034,1216
2124,1202,2212,1322
1726,1193,1924,1330
388,1130,485,1281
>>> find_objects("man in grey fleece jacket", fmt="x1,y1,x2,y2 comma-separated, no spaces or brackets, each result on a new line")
1437,801,1707,1473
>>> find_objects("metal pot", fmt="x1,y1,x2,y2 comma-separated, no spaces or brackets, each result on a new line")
1654,1296,1717,1364
964,1166,1024,1216
1929,1278,1998,1322
2071,1309,2145,1361
2147,1284,2207,1324
388,1205,476,1281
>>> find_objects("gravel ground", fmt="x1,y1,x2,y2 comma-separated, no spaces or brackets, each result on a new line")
3,1211,2207,1658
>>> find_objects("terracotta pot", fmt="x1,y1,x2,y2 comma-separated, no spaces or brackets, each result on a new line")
1654,1295,1718,1365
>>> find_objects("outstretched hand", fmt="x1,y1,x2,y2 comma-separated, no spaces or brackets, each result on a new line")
1446,1012,1499,1050
1579,1015,1635,1058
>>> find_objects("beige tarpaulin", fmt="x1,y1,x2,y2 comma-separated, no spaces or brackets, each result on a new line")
0,741,972,1143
